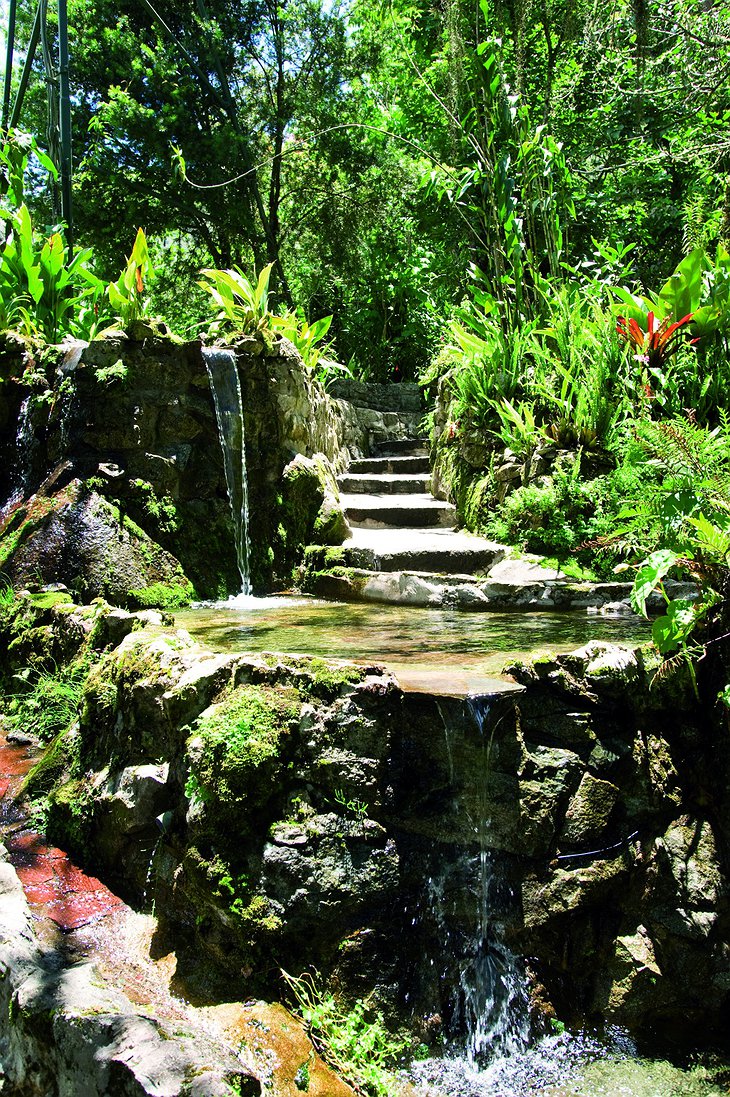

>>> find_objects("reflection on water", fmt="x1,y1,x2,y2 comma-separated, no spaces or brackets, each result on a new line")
178,598,650,682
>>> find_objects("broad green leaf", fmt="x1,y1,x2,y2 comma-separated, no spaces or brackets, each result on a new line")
651,598,696,654
40,233,65,280
631,548,679,617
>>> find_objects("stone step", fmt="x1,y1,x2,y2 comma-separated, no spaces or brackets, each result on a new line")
338,472,431,495
373,438,429,458
318,528,507,574
348,455,431,475
340,492,457,529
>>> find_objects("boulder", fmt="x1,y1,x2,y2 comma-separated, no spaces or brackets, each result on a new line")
0,480,194,608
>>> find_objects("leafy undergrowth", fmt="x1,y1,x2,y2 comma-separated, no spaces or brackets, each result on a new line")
282,969,407,1096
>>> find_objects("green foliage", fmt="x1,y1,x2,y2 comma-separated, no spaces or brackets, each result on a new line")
333,788,368,817
0,575,15,613
271,309,354,386
282,969,406,1097
629,417,730,692
0,202,104,342
187,684,300,811
8,661,88,743
198,264,274,335
130,480,179,534
107,227,153,327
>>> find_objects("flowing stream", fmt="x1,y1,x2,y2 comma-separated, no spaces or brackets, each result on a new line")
202,347,252,594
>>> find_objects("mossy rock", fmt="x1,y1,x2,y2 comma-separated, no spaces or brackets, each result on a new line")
281,453,350,562
187,683,301,828
0,480,195,608
21,726,80,797
127,580,195,610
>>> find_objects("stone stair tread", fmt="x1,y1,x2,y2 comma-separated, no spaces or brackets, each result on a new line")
334,526,505,573
346,527,504,551
340,492,451,510
373,438,429,456
338,474,431,495
339,473,430,484
342,492,456,530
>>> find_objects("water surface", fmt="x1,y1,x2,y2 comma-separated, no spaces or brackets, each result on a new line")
407,1030,729,1096
177,597,650,691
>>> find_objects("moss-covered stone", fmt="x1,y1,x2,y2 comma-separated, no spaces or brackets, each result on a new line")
21,726,80,797
127,580,195,610
278,453,350,582
187,683,301,824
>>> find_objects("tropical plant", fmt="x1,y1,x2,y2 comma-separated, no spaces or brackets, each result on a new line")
616,311,698,372
0,203,104,342
628,416,730,692
490,398,540,458
272,309,338,377
198,263,274,335
533,288,627,444
107,227,154,328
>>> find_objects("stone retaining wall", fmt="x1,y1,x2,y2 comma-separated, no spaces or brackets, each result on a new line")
0,333,420,599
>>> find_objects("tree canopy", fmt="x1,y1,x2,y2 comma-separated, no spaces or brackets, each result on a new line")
2,0,729,374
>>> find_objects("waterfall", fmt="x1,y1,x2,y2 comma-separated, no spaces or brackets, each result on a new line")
1,395,37,519
416,694,529,1084
202,348,252,595
461,696,530,1063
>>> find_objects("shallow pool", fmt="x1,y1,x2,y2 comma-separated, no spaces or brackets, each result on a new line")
176,596,651,692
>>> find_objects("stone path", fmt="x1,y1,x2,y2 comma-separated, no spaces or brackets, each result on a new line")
337,440,508,576
325,439,667,614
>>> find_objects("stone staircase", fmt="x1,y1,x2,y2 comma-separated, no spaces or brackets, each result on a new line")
339,439,456,530
336,440,505,576
304,437,649,612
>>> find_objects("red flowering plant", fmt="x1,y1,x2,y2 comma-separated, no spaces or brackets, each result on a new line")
616,311,700,370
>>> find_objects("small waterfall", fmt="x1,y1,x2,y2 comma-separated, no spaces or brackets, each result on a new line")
461,696,529,1063
202,348,252,594
415,694,529,1087
1,395,37,518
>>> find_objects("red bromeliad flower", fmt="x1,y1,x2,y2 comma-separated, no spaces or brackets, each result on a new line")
616,311,700,369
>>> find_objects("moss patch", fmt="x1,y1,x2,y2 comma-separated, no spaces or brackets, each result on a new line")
187,684,301,823
127,580,195,610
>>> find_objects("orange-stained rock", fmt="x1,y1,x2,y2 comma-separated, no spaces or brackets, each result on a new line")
203,999,358,1097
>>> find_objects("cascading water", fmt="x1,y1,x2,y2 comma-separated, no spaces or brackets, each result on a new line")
460,696,530,1063
1,395,37,518
410,694,530,1093
202,347,252,595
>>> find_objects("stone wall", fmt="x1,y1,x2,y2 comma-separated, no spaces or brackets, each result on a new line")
0,333,421,600
268,349,423,469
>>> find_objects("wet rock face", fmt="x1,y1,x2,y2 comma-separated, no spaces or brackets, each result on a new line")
510,641,730,1046
0,479,194,606
6,599,730,1051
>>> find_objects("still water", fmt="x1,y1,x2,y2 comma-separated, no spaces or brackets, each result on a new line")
177,596,651,691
